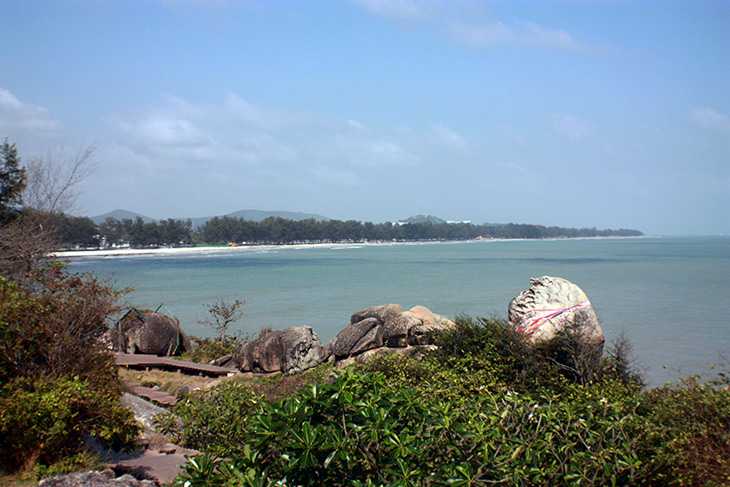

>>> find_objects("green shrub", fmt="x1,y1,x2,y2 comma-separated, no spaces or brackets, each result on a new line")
0,263,138,475
172,367,653,486
157,380,265,458
169,316,726,486
177,335,242,364
0,376,139,473
637,373,730,486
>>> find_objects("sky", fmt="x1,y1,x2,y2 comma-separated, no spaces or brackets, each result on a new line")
1,0,729,235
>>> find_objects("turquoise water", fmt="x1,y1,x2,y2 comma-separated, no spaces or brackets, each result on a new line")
68,236,730,387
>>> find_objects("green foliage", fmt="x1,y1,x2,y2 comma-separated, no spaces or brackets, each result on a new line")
157,380,264,458
427,316,565,392
0,263,124,384
0,376,138,473
169,315,729,486
177,335,242,364
169,368,653,486
637,372,730,486
0,262,139,475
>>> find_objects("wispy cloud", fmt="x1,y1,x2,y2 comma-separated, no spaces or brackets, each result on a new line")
0,88,64,134
545,113,593,142
430,123,469,150
691,108,730,134
449,20,589,51
353,0,595,52
352,0,433,21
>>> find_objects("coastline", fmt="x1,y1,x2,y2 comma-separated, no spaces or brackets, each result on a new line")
53,242,370,259
53,236,650,259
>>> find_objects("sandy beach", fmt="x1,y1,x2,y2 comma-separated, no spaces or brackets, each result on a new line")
53,241,394,259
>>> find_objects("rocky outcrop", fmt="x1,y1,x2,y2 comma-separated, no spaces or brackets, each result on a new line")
328,304,454,364
232,326,328,374
508,276,604,350
38,469,156,486
119,313,190,356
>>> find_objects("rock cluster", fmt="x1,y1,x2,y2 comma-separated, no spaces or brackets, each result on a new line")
120,276,604,374
508,276,604,351
327,304,454,362
228,305,454,374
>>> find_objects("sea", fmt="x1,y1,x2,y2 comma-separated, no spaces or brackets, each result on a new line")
67,236,730,388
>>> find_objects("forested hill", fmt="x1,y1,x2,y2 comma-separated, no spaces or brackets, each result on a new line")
52,213,643,249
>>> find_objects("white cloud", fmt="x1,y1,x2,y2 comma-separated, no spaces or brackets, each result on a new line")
430,123,468,150
234,134,297,164
353,0,594,52
0,88,64,135
545,113,593,142
223,91,312,129
691,108,730,134
351,0,432,21
449,20,588,51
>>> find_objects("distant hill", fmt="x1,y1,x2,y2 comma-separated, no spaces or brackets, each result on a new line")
90,209,330,228
89,209,156,225
187,209,330,229
398,214,447,225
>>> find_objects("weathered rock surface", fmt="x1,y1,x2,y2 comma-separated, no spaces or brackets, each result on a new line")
38,469,156,486
350,304,403,326
330,304,454,365
508,276,604,349
232,326,327,374
119,313,190,356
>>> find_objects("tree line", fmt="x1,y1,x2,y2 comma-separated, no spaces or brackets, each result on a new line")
55,214,643,249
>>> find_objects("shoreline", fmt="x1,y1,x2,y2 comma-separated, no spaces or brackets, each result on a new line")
53,236,650,259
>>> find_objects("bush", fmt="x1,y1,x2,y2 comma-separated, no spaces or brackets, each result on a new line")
637,373,730,486
0,263,124,386
169,316,728,487
172,367,654,486
0,376,138,473
177,335,242,364
0,263,139,475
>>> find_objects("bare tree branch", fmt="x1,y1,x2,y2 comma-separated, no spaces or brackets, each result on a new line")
22,143,97,214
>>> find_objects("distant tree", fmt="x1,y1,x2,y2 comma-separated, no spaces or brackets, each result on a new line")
0,138,26,222
199,298,247,343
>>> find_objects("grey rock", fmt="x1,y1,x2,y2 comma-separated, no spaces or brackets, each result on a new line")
38,469,156,487
406,306,455,345
232,325,327,374
382,311,423,347
119,313,190,356
119,393,166,431
350,304,403,326
508,276,604,350
330,318,383,358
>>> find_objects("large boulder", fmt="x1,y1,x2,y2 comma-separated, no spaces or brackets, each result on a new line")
508,276,604,349
330,304,453,362
350,304,403,325
328,318,383,359
232,326,327,374
120,313,190,356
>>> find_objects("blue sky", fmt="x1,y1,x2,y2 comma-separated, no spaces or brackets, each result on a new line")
1,0,728,235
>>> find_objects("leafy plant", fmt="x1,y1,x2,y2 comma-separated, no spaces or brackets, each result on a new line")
0,376,138,473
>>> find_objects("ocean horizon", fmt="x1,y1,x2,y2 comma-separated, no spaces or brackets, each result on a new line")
68,235,730,388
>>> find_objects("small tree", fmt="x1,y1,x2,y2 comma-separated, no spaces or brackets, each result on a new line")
200,298,246,343
0,138,27,222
